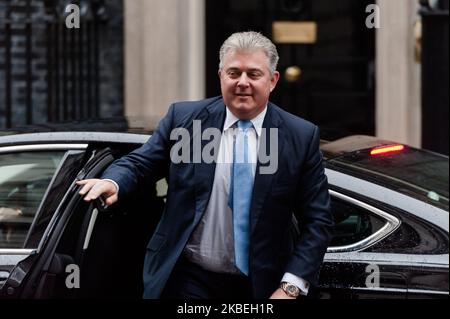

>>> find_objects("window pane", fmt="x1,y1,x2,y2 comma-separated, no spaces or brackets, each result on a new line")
0,151,65,248
330,198,386,247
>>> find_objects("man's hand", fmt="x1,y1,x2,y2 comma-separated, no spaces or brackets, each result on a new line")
269,288,296,300
76,179,118,206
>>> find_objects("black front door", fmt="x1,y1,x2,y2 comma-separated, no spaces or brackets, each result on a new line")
206,0,375,139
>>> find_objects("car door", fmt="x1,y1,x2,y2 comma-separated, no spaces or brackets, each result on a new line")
317,189,408,299
0,143,87,298
13,147,115,298
20,144,164,299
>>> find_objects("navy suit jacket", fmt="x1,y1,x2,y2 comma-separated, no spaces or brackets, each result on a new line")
102,96,333,298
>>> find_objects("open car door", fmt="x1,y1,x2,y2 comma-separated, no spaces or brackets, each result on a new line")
13,147,164,299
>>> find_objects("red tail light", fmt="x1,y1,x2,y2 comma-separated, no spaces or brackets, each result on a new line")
370,144,405,155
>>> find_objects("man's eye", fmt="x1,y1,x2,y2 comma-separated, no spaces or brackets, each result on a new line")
249,72,262,78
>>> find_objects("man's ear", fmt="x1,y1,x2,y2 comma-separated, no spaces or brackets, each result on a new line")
270,71,280,92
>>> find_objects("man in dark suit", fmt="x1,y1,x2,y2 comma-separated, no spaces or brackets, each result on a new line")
77,31,333,299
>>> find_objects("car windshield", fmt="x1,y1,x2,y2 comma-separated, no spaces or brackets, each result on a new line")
328,146,449,211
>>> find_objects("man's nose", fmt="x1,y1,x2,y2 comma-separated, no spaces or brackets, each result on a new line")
237,73,250,87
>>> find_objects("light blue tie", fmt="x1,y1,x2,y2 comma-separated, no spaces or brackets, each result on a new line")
228,120,254,275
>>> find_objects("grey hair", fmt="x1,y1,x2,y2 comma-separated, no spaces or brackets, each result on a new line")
219,31,279,74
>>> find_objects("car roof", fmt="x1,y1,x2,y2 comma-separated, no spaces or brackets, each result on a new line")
320,135,403,159
322,136,449,211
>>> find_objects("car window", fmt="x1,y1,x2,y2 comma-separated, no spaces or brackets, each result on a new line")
0,151,65,249
330,197,387,247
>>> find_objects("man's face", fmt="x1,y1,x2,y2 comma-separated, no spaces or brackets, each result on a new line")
219,49,280,119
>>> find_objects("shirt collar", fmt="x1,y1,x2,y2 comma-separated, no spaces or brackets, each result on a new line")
223,105,267,137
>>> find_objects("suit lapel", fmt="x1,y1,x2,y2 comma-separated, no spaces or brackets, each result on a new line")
250,103,285,235
193,99,226,222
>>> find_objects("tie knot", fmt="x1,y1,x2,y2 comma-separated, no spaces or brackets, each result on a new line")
237,120,253,131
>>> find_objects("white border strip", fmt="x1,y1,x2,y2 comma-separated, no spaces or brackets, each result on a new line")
0,144,88,153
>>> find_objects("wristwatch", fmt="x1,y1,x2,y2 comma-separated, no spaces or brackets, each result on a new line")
280,282,301,298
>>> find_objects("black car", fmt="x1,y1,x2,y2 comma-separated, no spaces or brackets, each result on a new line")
0,132,448,299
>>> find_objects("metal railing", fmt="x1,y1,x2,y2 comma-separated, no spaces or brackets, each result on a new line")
1,0,108,129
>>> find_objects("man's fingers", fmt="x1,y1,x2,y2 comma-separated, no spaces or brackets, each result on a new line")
83,184,107,201
77,179,103,200
105,194,118,206
76,179,117,203
77,180,97,196
76,180,90,194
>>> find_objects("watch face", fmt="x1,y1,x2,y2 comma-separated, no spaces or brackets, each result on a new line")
288,286,297,294
281,282,300,297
